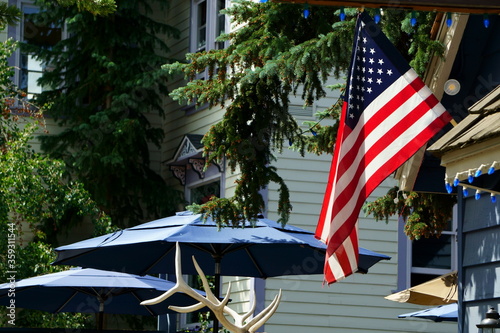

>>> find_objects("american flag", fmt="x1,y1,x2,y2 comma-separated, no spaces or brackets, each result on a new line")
315,12,452,284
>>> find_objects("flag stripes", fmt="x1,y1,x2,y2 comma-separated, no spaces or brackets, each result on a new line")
316,12,452,284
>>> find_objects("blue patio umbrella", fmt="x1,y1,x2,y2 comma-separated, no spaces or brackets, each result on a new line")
53,211,390,279
53,211,390,331
0,267,205,330
398,303,458,322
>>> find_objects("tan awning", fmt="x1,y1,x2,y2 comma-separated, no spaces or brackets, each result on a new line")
385,271,457,306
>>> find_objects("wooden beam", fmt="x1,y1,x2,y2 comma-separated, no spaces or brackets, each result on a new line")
272,0,500,14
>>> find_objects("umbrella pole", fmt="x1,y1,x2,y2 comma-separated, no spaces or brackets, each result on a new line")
213,259,221,333
98,302,104,331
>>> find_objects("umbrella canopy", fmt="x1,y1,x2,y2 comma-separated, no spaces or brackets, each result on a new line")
398,303,458,322
54,211,390,278
0,267,204,329
385,271,457,305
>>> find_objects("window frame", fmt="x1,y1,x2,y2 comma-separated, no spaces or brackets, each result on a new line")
10,0,66,99
189,0,228,54
397,204,458,290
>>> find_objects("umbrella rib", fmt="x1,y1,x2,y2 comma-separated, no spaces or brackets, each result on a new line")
55,290,79,313
142,245,176,275
131,291,155,316
244,248,266,278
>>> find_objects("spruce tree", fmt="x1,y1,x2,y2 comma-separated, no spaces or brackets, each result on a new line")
166,2,442,227
29,0,183,227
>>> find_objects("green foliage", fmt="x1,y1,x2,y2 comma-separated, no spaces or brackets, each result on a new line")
363,186,457,240
382,10,444,75
0,38,114,328
0,2,21,28
29,0,183,227
169,1,355,226
168,3,443,227
0,39,111,242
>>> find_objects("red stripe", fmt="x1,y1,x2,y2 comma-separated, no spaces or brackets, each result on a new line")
316,101,349,240
323,258,335,283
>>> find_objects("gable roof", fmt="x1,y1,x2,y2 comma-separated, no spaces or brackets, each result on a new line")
166,134,204,165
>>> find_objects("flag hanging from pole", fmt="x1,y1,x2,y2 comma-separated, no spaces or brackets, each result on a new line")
315,12,452,284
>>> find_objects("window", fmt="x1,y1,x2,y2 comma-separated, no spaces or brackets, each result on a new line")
190,180,221,205
398,205,458,289
190,0,227,53
15,1,63,99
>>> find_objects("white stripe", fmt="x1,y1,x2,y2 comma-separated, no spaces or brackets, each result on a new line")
343,226,358,273
327,253,345,280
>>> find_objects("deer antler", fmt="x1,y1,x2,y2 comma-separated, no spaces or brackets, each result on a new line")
141,242,282,333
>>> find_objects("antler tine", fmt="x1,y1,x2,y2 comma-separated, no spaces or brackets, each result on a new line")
239,289,257,323
220,286,256,328
247,289,282,333
141,242,205,306
191,254,222,304
169,302,207,313
142,242,283,333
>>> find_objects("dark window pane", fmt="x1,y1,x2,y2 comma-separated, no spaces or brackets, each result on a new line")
191,181,220,204
412,235,452,269
411,272,440,287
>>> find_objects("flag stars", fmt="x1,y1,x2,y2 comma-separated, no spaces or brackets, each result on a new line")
348,38,398,114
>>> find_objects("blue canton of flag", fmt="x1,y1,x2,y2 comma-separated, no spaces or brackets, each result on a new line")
345,18,407,129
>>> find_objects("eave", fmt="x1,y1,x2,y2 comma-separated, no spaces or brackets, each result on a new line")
272,0,500,14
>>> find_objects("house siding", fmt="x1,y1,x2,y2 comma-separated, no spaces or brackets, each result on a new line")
460,191,500,333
